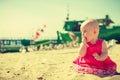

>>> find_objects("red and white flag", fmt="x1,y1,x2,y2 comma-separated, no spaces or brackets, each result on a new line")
35,24,47,39
35,29,40,39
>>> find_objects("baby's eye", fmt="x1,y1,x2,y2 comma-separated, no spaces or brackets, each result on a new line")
81,31,87,35
83,30,87,33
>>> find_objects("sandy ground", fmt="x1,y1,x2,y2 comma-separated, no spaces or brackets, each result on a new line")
0,45,120,80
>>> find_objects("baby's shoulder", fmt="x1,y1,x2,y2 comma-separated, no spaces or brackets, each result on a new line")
97,38,103,44
98,38,103,41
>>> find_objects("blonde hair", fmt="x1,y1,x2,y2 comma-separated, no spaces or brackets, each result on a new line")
81,19,99,36
81,19,99,29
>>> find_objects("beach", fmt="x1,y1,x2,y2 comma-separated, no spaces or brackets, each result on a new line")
0,44,120,80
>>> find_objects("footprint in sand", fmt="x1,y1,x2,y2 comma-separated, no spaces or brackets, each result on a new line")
37,77,45,80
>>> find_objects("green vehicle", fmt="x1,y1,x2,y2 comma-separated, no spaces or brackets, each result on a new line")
0,39,22,53
57,15,120,44
0,39,51,53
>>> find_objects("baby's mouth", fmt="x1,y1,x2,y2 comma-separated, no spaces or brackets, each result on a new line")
85,37,87,41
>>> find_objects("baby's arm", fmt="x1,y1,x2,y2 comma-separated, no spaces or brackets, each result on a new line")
93,40,108,61
79,36,87,57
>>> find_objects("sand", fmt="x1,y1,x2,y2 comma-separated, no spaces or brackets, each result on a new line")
0,45,120,80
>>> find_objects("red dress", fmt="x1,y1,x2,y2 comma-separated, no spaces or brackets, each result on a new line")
73,39,117,77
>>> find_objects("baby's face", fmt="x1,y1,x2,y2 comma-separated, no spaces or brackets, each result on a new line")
81,25,95,42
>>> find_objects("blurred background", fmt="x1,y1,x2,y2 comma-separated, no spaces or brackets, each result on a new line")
0,0,120,52
0,0,120,39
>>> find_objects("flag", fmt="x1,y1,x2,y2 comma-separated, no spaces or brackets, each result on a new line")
35,29,40,39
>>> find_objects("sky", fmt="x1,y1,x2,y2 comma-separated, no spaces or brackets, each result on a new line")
0,0,120,39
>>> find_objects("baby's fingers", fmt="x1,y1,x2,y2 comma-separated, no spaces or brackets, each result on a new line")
93,53,99,57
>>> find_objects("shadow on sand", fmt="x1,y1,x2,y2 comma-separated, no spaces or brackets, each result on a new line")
109,73,120,80
108,72,120,80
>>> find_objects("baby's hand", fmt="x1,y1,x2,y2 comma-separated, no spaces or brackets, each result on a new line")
82,36,87,44
93,53,100,61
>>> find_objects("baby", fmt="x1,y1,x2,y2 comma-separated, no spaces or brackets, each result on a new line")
73,19,117,77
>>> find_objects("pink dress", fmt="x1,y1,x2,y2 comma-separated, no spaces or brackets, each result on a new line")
73,39,117,77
